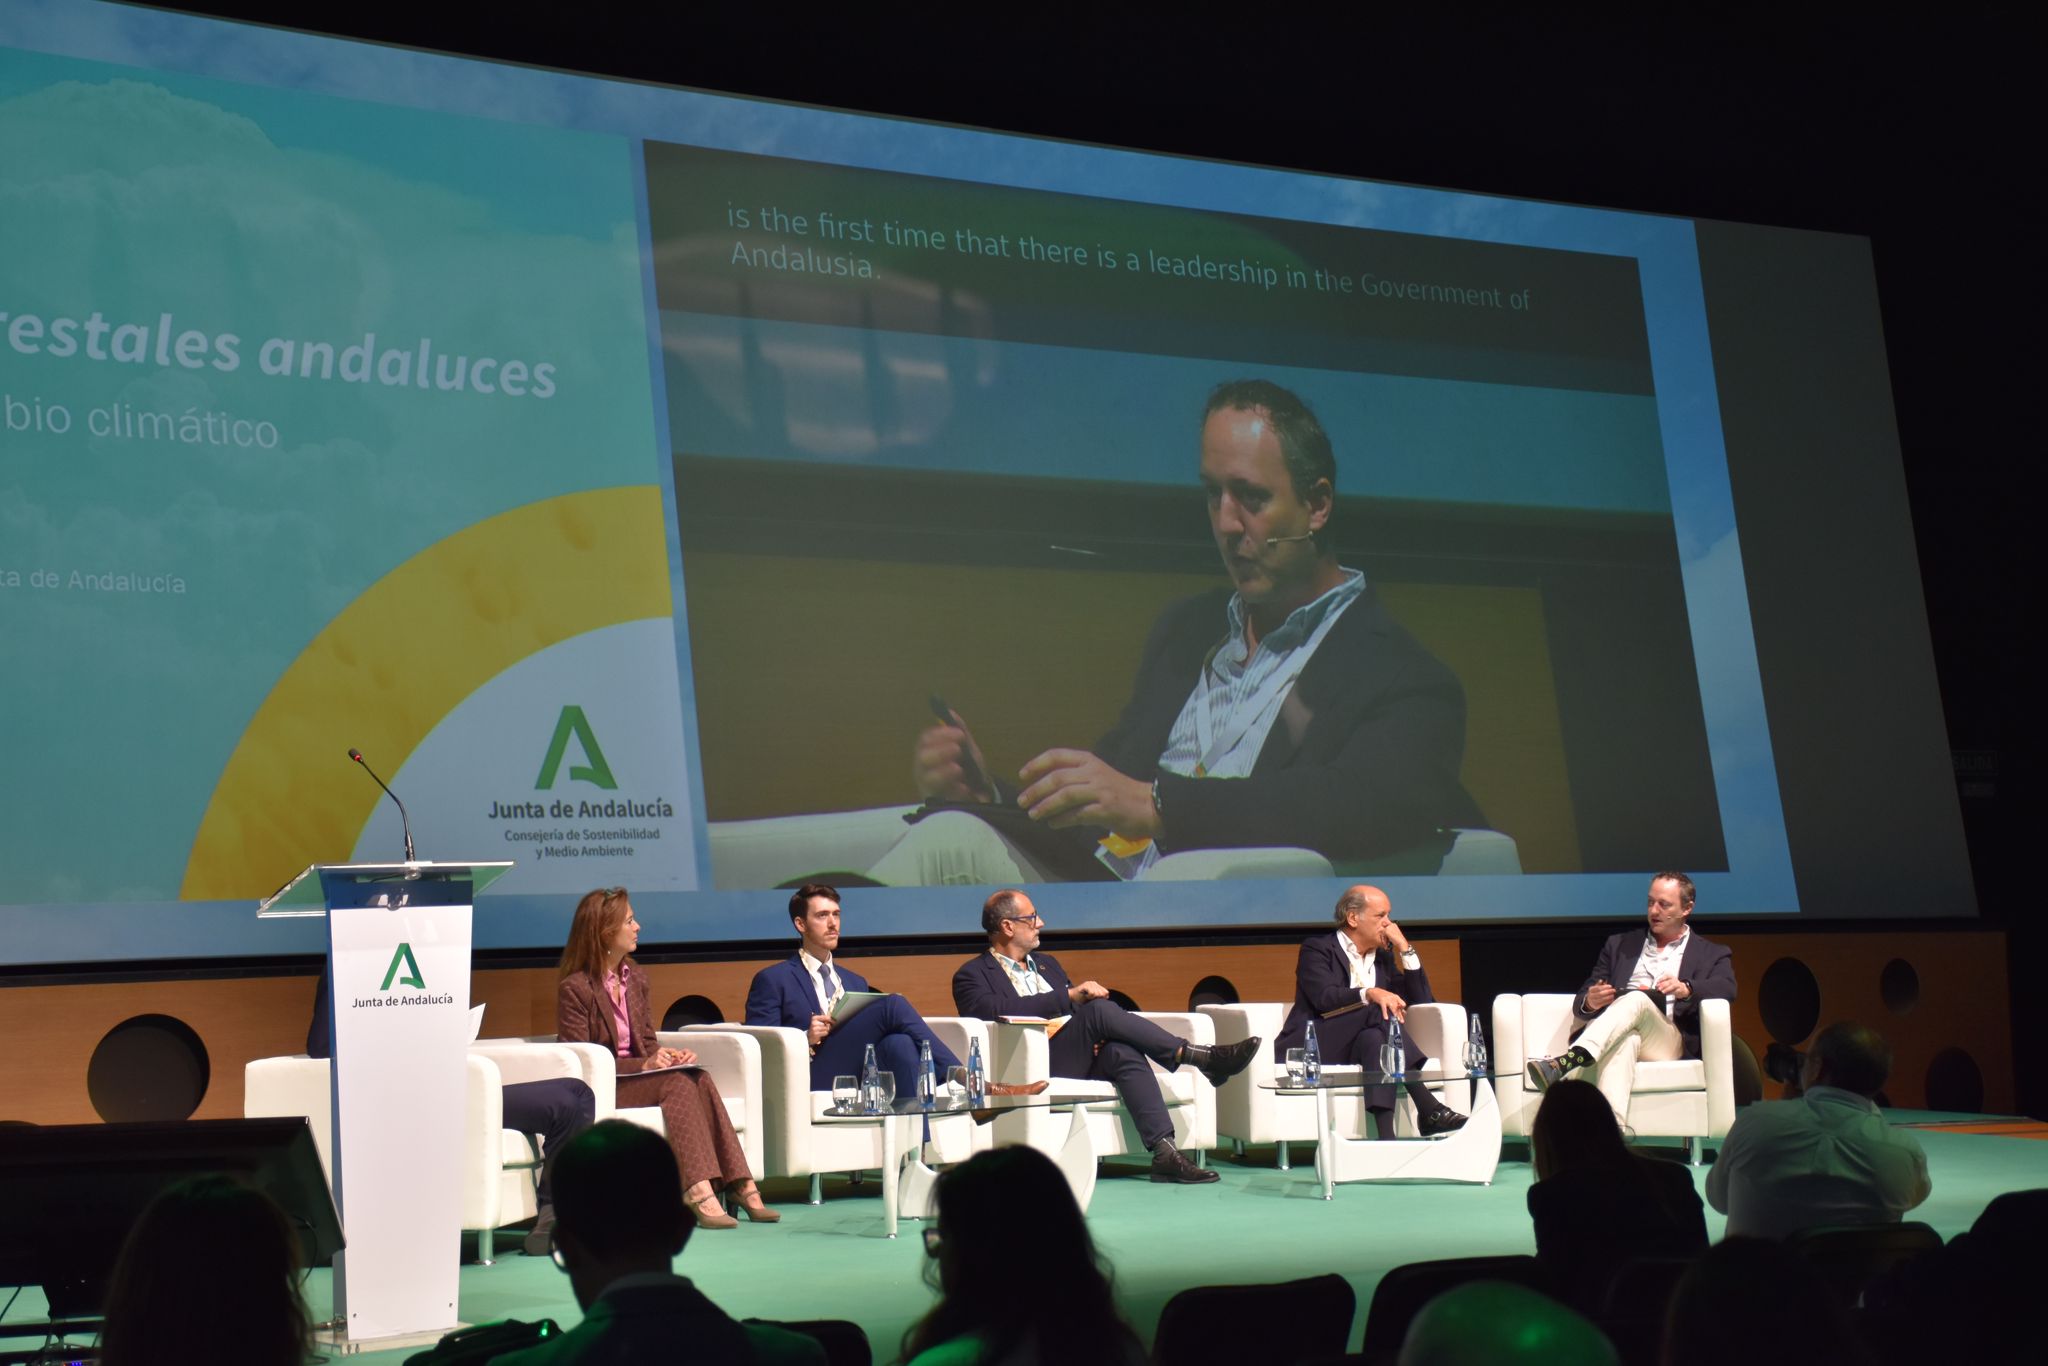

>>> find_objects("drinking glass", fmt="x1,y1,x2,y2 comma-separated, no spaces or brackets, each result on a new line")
1284,1048,1308,1085
832,1075,858,1115
874,1072,897,1111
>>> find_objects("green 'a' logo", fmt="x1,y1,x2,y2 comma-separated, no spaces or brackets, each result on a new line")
381,942,425,991
535,704,618,790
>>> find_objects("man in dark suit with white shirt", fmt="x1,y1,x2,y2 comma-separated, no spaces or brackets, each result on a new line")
951,888,1262,1183
1273,883,1468,1137
1525,871,1737,1124
743,882,967,1101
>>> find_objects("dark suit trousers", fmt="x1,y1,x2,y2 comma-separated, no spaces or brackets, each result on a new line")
503,1077,595,1208
1342,1022,1430,1114
810,994,961,1096
1047,999,1182,1149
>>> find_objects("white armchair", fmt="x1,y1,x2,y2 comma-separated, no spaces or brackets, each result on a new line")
244,1040,590,1264
683,1020,979,1204
1201,1002,1468,1163
1492,992,1734,1163
484,1033,765,1180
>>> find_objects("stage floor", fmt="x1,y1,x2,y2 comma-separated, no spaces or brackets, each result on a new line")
9,1114,2046,1362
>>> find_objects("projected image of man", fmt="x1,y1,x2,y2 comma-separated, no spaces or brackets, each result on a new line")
882,378,1484,883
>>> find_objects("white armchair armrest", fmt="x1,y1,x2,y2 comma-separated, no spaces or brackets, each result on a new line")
658,1028,764,1176
682,1024,811,1177
1700,998,1735,1139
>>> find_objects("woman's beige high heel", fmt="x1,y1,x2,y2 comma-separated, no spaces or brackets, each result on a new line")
731,1180,780,1224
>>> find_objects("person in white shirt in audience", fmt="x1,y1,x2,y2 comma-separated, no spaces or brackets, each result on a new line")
1706,1020,1931,1239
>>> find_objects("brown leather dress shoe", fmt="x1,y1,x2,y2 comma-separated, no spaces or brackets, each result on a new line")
987,1080,1050,1097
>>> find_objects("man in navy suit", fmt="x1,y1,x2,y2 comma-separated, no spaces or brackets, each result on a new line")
744,882,965,1100
1526,871,1737,1124
951,888,1262,1184
1273,883,1468,1137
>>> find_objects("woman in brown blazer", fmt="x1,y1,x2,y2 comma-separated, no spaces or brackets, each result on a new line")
557,887,776,1228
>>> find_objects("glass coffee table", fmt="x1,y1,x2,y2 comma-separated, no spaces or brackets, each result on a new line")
1257,1070,1509,1199
814,1092,1067,1236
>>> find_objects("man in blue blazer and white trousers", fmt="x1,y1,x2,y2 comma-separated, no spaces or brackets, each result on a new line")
744,882,965,1100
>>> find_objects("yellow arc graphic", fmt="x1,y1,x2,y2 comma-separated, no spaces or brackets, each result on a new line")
182,486,672,899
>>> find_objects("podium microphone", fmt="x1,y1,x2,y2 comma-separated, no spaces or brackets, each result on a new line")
348,747,416,864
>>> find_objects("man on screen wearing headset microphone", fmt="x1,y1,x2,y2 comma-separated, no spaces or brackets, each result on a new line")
877,378,1483,884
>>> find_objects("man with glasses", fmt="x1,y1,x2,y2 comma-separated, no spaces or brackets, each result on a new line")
747,882,1048,1102
501,1120,822,1365
950,888,1261,1183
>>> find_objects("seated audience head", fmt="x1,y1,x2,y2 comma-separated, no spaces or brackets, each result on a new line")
560,886,635,979
98,1174,311,1366
1662,1237,1865,1366
1801,1021,1891,1098
548,1119,690,1309
903,1144,1138,1366
1397,1280,1615,1366
1530,1078,1632,1181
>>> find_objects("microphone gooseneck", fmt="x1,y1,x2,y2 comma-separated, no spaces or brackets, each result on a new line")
348,747,417,863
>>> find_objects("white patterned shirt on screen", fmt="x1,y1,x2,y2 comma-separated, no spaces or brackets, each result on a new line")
1157,569,1367,781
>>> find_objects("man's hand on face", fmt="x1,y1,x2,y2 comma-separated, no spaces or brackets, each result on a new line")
1016,749,1160,838
913,720,993,803
1584,980,1619,1012
1382,920,1412,955
1365,987,1408,1023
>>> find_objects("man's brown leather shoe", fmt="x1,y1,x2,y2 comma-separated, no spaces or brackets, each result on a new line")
988,1080,1050,1097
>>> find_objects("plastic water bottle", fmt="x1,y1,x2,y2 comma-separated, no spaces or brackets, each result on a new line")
1303,1020,1322,1083
862,1043,881,1114
967,1037,986,1103
918,1038,937,1109
1387,1016,1406,1082
1465,1013,1489,1077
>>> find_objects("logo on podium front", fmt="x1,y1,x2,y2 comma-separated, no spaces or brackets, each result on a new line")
381,942,425,991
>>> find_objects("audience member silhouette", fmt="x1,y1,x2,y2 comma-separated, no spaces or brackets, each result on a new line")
496,1119,821,1365
1662,1237,1870,1366
900,1145,1145,1366
1397,1280,1617,1366
1863,1187,2048,1361
97,1174,312,1366
1707,1021,1929,1238
1525,1079,1706,1313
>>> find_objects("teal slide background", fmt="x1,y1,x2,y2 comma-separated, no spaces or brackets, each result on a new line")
0,49,662,901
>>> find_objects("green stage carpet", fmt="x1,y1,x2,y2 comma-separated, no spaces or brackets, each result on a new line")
7,1117,2045,1362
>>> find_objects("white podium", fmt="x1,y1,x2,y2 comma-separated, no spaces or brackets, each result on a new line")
261,861,511,1351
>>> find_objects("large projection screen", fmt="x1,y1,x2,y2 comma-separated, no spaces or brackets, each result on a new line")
0,4,1973,966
